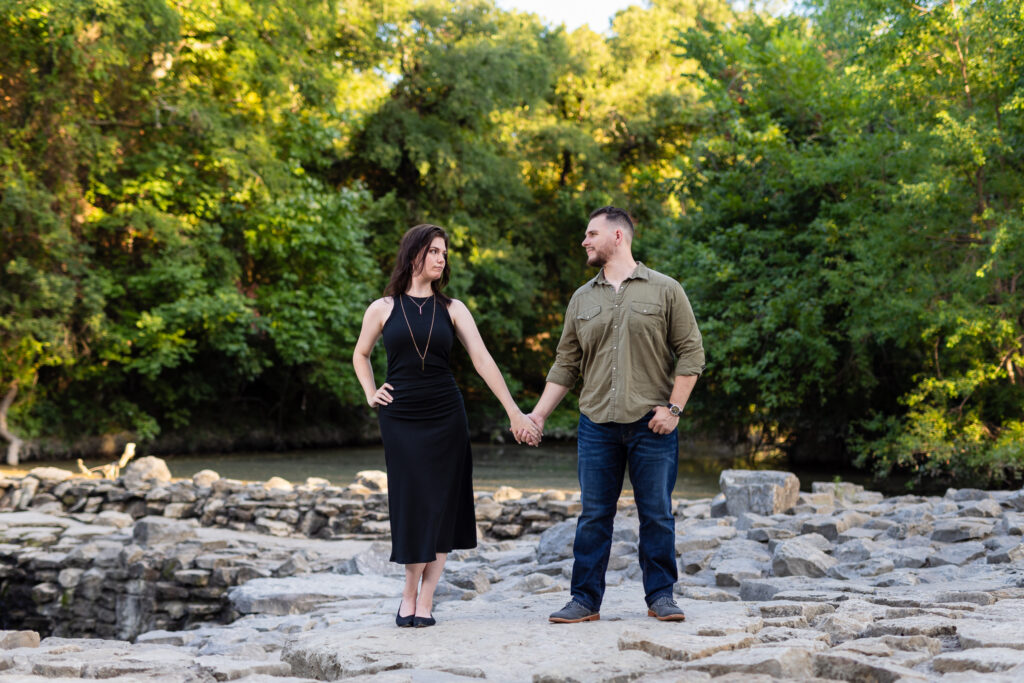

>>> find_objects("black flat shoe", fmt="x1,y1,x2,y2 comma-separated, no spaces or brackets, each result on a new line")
413,615,436,628
396,605,414,628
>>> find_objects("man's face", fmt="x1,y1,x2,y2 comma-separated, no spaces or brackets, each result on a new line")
582,216,618,267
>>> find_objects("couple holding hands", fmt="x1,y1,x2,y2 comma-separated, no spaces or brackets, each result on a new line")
352,206,705,628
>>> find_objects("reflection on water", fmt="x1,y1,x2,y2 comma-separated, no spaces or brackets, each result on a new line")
0,443,874,499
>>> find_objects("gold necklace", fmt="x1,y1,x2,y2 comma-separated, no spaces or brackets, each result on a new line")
399,293,435,371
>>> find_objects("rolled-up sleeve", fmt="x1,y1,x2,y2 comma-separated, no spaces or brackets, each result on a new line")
669,283,705,376
545,298,582,388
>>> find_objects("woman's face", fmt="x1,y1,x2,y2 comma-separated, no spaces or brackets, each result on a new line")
413,235,447,281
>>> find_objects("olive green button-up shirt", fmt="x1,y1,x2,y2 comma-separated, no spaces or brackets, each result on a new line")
546,262,705,424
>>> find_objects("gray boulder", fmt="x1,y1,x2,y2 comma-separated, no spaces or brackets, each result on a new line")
719,469,799,517
536,519,577,564
0,630,41,649
28,467,73,482
122,456,172,487
132,516,196,546
191,469,220,487
354,469,388,491
772,537,838,578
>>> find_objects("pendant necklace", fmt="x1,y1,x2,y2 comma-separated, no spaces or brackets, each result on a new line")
399,293,435,371
409,295,430,315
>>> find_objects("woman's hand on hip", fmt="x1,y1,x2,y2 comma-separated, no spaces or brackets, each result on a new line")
369,383,394,408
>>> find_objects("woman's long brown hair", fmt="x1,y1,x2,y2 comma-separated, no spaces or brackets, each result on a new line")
383,224,452,306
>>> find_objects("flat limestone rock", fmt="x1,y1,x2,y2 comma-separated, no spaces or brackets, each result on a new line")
0,631,40,650
682,646,814,679
813,650,929,682
931,518,994,542
194,654,291,680
618,632,756,661
832,634,942,656
860,615,958,638
282,590,752,681
927,541,987,566
284,596,666,680
932,648,1024,673
26,468,73,482
957,620,1024,650
229,573,405,615
132,516,196,546
755,626,832,645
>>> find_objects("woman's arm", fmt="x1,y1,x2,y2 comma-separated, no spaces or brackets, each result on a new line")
353,298,394,407
449,300,540,444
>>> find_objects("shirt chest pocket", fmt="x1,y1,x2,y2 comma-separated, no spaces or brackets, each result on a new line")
629,301,664,336
575,305,604,346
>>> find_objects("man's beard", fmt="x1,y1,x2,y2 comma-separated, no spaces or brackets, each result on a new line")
587,252,607,267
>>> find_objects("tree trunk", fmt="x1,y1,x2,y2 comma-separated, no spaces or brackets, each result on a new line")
1,381,24,466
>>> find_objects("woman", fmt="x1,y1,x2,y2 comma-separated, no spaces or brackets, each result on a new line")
353,224,539,628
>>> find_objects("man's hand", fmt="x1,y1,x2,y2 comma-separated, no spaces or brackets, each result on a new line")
520,412,545,446
510,410,542,446
648,405,679,435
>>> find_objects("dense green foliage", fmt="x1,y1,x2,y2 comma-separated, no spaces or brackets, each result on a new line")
1,0,378,446
1,0,1022,487
658,0,1024,486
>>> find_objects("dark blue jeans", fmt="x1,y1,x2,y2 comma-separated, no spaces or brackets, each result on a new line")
570,412,679,611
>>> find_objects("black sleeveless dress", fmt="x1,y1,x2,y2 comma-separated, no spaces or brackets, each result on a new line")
378,294,476,564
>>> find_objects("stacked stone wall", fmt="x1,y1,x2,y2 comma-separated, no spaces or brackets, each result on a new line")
0,464,579,542
0,513,326,640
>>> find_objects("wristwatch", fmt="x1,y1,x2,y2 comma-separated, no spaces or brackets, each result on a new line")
667,403,681,417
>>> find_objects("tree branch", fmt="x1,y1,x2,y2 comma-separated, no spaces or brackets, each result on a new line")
0,381,24,466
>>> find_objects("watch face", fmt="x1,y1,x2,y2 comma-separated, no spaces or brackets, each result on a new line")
669,405,681,416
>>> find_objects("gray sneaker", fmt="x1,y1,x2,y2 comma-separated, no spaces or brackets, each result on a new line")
647,596,686,621
549,599,600,623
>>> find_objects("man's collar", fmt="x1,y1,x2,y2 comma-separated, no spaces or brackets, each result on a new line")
592,261,649,286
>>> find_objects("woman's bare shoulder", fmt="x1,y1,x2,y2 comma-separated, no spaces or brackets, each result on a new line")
446,298,470,317
365,297,393,319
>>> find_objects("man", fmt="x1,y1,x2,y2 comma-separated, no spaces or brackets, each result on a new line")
521,206,704,623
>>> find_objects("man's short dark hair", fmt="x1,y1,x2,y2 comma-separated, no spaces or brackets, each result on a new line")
589,206,635,238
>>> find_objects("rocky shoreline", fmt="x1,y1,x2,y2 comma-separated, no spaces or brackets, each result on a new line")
1,462,1023,681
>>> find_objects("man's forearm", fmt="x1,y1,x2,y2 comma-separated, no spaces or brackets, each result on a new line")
669,374,699,412
533,382,571,420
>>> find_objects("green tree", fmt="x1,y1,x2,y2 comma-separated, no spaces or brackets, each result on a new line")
662,0,1024,486
1,0,379,455
812,0,1024,485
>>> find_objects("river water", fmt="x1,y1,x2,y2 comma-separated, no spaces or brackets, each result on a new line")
2,443,871,498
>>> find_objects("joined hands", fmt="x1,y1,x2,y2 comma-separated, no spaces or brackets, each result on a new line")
510,411,545,447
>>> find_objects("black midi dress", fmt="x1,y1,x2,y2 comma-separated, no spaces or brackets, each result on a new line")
378,294,477,564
